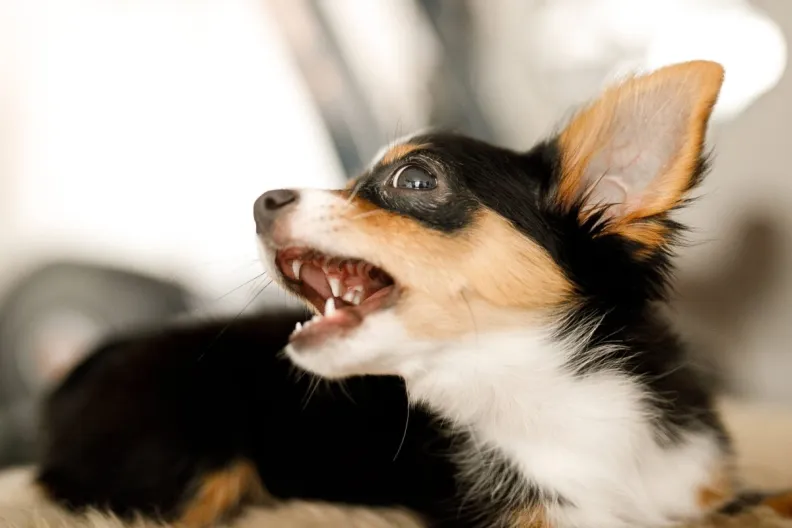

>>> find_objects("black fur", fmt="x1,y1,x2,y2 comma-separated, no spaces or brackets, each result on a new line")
38,311,506,527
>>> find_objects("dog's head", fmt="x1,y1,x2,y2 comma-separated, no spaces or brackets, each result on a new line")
255,61,724,379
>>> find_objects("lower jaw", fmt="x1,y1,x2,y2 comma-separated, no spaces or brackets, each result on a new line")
288,316,361,351
288,285,396,350
284,339,390,380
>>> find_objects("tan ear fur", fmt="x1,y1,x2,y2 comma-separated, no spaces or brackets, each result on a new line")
556,61,724,245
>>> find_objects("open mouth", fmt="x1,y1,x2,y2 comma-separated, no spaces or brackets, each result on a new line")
276,248,397,347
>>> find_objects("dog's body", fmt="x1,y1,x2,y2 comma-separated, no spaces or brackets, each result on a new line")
12,60,792,527
35,312,466,526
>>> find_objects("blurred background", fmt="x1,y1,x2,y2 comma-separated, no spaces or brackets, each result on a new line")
0,0,789,467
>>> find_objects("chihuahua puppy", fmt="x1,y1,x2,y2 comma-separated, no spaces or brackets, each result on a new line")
251,60,731,527
36,60,792,527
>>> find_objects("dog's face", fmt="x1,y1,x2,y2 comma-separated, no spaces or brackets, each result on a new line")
255,61,724,379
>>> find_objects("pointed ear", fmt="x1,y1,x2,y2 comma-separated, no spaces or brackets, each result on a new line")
555,60,724,243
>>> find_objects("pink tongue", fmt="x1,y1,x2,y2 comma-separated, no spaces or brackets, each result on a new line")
300,265,332,298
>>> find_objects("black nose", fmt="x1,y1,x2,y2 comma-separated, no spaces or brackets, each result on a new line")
254,189,299,234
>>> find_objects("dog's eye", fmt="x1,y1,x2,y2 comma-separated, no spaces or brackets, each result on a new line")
391,166,437,190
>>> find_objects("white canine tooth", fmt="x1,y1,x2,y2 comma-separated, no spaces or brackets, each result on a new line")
342,290,356,303
291,260,303,280
295,321,303,332
328,277,342,297
352,291,363,305
325,297,336,315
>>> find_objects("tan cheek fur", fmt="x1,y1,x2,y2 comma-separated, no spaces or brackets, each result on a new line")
335,197,573,340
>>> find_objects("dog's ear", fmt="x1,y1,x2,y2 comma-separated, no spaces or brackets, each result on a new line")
554,60,724,245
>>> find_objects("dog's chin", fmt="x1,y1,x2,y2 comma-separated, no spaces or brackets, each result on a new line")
283,308,413,379
284,342,364,380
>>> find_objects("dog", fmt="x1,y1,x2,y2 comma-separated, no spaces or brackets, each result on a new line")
24,60,792,527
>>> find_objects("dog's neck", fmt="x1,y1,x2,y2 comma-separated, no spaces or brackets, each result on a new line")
401,328,643,446
400,329,721,527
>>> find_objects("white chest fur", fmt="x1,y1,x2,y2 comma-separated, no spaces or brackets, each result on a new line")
402,331,723,528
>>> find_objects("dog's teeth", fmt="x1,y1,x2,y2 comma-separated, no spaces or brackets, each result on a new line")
291,259,303,280
325,297,336,315
342,290,356,303
352,291,363,305
294,321,303,332
328,277,342,297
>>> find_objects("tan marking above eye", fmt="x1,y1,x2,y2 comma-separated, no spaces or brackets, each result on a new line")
378,143,428,167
